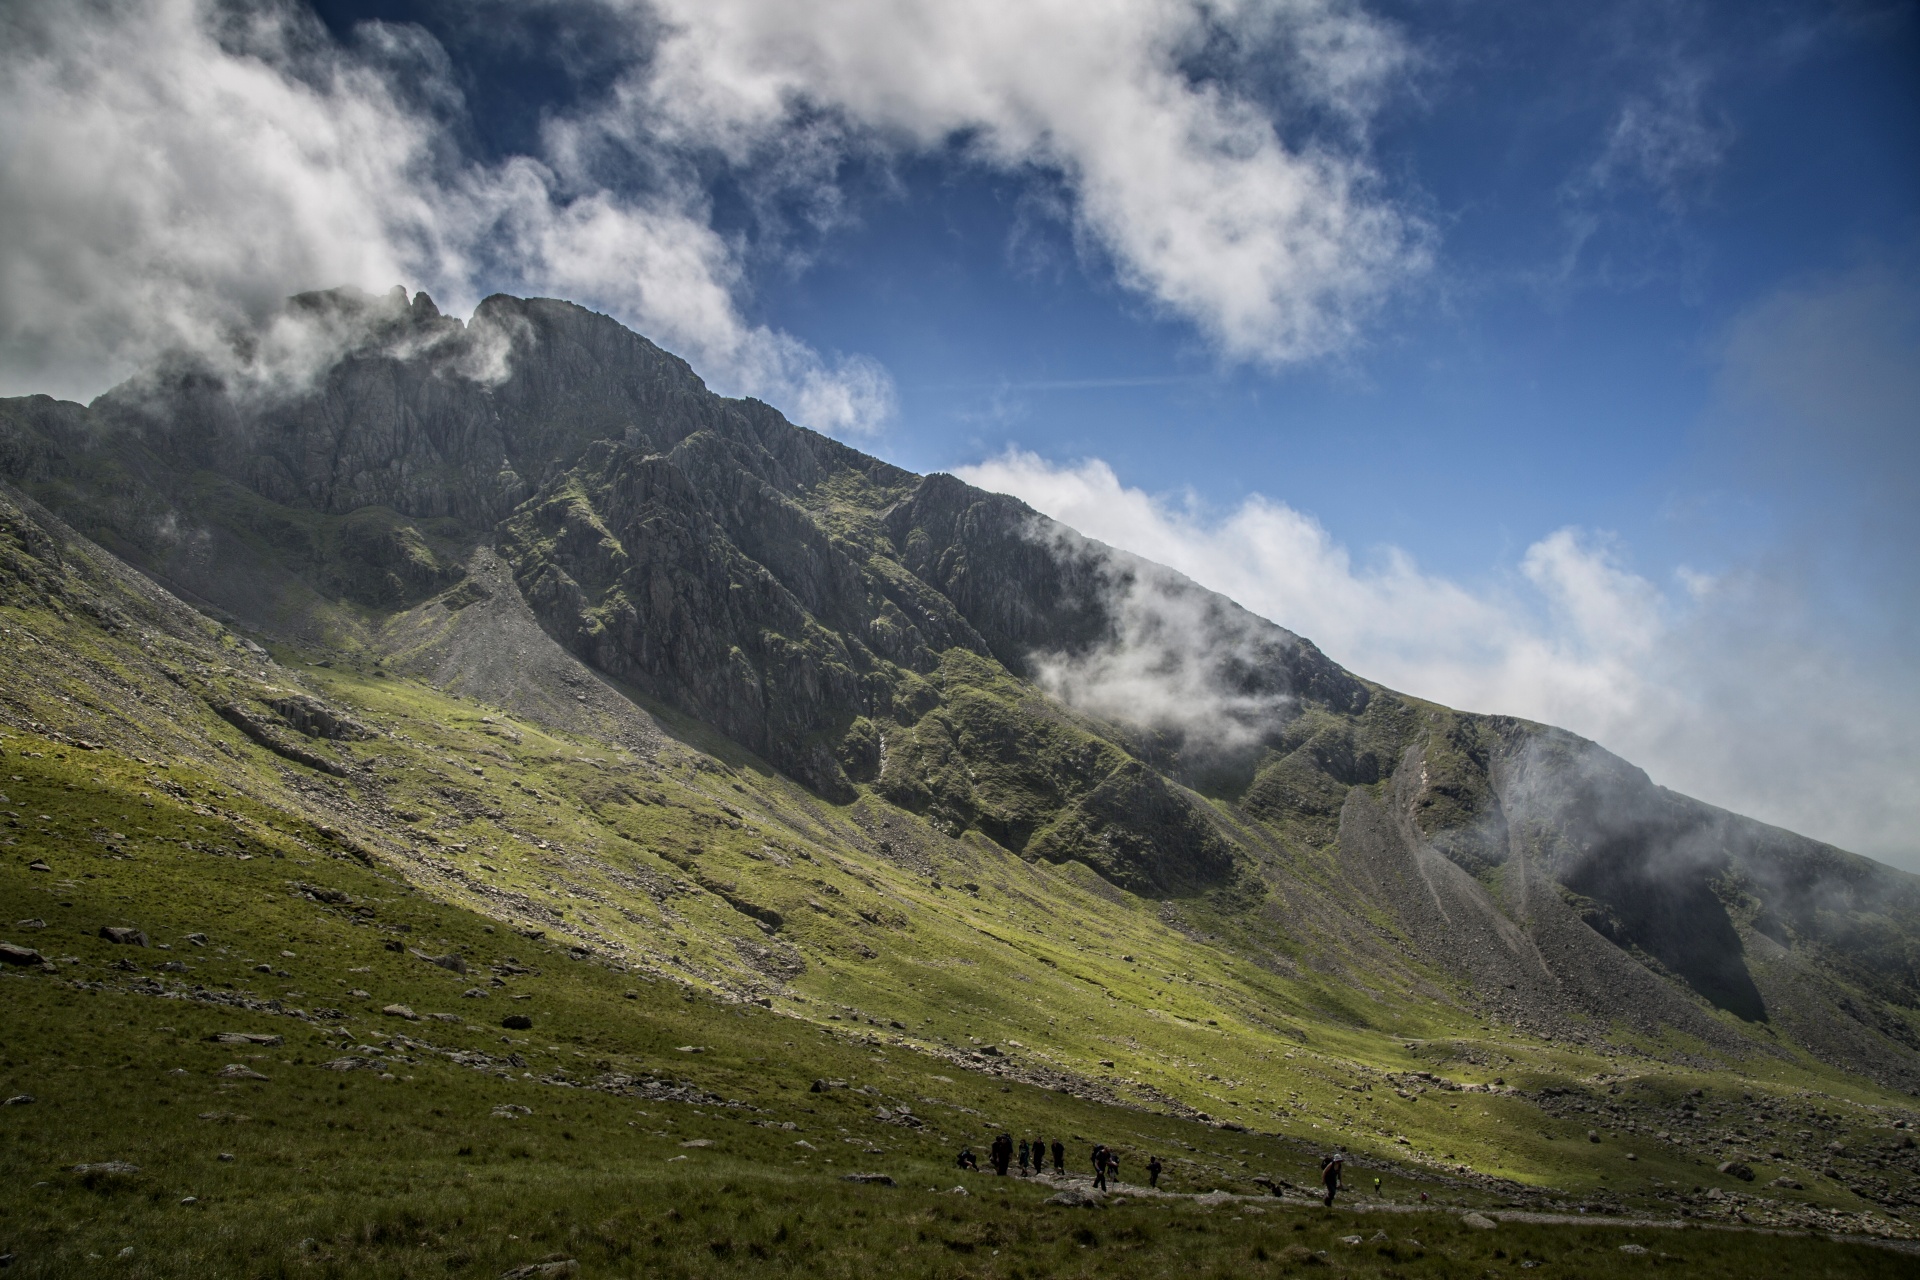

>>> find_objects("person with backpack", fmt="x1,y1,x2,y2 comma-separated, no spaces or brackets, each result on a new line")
1092,1143,1111,1190
1319,1149,1345,1206
1051,1139,1065,1175
1018,1138,1031,1175
956,1146,979,1172
1147,1155,1163,1189
991,1133,1013,1176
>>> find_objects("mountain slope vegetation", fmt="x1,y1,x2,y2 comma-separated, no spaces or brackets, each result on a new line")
2,286,1917,1273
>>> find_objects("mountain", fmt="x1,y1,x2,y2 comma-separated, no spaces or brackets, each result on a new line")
2,287,1918,1269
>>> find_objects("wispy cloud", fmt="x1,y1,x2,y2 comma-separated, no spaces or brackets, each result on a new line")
956,446,1920,871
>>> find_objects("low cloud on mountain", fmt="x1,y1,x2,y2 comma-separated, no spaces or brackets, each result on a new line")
0,0,1426,423
958,438,1920,871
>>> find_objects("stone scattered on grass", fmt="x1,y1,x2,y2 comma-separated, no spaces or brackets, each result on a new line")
3,1094,35,1106
0,941,47,965
502,1014,533,1031
216,1064,270,1081
1716,1161,1755,1182
383,1004,420,1021
679,1139,713,1148
73,1162,140,1176
13,918,45,929
1461,1212,1498,1230
1045,1185,1105,1207
842,1173,895,1186
500,1259,577,1278
209,1032,283,1047
491,1104,532,1119
99,926,147,946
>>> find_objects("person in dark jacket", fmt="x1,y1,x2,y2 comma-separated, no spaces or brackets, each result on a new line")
1147,1155,1163,1189
1092,1143,1111,1190
1018,1138,1031,1174
1320,1149,1345,1206
991,1133,1013,1176
1032,1135,1046,1175
957,1147,979,1172
1051,1140,1065,1174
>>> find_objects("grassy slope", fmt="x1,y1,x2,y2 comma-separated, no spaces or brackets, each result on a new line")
2,495,1917,1273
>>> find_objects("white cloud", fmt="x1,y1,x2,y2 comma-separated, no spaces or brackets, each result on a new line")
956,448,1920,870
0,0,892,433
628,0,1427,364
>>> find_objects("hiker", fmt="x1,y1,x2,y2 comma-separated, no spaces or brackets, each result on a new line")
1032,1136,1046,1176
1018,1138,1031,1175
1147,1155,1163,1189
957,1147,979,1172
991,1133,1013,1176
1051,1139,1065,1175
1373,1176,1382,1198
1092,1143,1111,1191
1108,1151,1122,1185
1320,1149,1345,1207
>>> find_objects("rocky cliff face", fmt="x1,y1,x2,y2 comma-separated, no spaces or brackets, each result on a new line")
3,287,1917,1088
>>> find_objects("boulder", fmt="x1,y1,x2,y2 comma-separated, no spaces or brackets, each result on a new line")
411,948,468,974
502,1013,533,1031
1461,1212,1498,1230
0,941,46,965
500,1261,577,1279
1715,1161,1755,1182
3,1094,35,1106
1045,1185,1106,1207
382,1004,420,1021
842,1173,896,1186
73,1161,140,1176
209,1032,283,1047
99,926,147,946
217,1065,270,1081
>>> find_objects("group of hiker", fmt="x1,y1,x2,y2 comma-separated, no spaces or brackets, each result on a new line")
953,1137,1351,1205
953,1136,1168,1190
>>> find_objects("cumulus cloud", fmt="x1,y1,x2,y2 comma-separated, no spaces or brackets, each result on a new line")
626,0,1428,364
956,448,1920,871
0,0,893,433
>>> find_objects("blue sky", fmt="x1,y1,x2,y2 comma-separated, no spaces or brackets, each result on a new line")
2,0,1915,864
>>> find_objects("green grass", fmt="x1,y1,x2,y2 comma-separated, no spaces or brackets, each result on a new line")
3,511,1918,1274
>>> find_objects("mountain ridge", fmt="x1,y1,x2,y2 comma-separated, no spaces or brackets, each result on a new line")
3,287,1918,1233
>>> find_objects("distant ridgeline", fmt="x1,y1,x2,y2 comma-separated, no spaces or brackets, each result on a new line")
3,284,1917,1099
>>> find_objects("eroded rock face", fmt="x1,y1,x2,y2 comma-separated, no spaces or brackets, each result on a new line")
5,288,1920,1079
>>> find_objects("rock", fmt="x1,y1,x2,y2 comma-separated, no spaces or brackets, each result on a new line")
463,987,489,998
411,948,468,974
3,1094,35,1106
1620,1243,1647,1254
500,1260,578,1279
217,1065,270,1081
502,1014,533,1031
323,1057,375,1072
209,1032,283,1047
1772,1176,1805,1190
99,926,147,946
842,1173,895,1186
27,860,50,872
1193,1190,1235,1207
491,1104,532,1119
1461,1212,1498,1230
679,1139,713,1148
14,918,45,929
1045,1186,1106,1207
73,1161,140,1176
1340,1235,1364,1245
0,941,46,965
383,1004,420,1021
186,933,208,946
180,1196,198,1205
1587,1130,1600,1143
1716,1161,1754,1182
218,1153,235,1162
